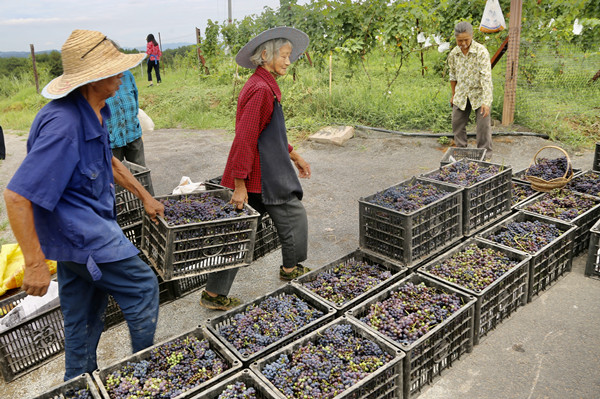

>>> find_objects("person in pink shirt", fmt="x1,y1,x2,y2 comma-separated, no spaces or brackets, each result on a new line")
146,33,162,86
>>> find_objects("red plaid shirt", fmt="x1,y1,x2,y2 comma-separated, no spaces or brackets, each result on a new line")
221,66,293,193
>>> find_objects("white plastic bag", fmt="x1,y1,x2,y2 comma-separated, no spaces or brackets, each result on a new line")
138,108,155,133
172,176,210,195
480,0,506,33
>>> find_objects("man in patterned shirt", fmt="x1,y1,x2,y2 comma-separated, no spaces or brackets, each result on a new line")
106,70,146,166
448,21,493,158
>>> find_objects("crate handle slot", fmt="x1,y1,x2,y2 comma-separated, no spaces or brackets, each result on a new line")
432,337,451,364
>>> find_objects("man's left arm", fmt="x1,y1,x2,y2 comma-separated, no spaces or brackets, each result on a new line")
112,157,164,222
479,48,494,117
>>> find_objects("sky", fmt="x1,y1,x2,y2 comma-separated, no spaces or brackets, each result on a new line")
0,0,309,52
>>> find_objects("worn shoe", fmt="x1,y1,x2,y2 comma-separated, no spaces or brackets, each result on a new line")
147,83,153,87
199,290,241,311
279,264,311,281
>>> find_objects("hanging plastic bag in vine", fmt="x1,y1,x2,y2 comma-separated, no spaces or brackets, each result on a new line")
479,0,506,33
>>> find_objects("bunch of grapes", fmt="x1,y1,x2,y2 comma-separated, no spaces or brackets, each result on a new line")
160,193,249,226
525,156,572,180
304,260,392,306
484,220,564,254
428,161,500,187
425,243,518,292
512,182,536,206
261,323,392,398
360,282,462,345
54,389,92,399
218,294,324,357
566,172,600,197
104,336,228,398
217,381,257,399
523,189,598,221
368,182,450,212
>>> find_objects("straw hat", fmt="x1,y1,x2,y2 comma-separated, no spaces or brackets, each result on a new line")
235,26,309,69
42,29,146,99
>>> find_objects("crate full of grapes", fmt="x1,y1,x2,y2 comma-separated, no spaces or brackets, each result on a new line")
93,326,242,399
565,170,600,198
206,283,335,366
115,161,154,229
190,368,280,399
251,316,404,399
516,188,600,256
292,248,408,316
511,180,540,209
141,190,260,280
585,218,600,279
31,372,101,399
477,211,577,302
421,159,512,236
347,273,476,398
418,238,530,345
358,177,463,269
593,143,600,171
0,290,65,382
440,147,487,167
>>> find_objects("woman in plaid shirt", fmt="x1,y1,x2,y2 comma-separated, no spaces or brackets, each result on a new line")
201,27,311,310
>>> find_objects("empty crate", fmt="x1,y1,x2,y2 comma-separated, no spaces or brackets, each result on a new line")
440,147,487,167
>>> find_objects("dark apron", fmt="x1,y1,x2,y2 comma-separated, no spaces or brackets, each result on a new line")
258,98,303,205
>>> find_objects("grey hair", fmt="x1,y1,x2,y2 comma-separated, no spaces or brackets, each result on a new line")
455,21,473,36
249,38,292,67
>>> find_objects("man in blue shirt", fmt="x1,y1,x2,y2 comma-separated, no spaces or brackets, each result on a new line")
3,29,164,381
106,70,146,166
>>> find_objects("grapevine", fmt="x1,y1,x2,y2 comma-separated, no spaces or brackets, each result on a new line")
427,162,500,187
360,282,462,345
104,336,228,398
218,294,324,357
160,193,249,226
261,323,392,398
303,260,392,306
425,244,519,292
368,182,450,213
522,189,598,221
483,220,564,254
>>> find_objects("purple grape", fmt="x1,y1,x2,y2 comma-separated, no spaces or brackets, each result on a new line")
427,161,501,187
368,182,450,212
160,193,248,226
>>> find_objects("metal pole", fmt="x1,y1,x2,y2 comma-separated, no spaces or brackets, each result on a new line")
228,0,232,24
30,44,39,94
158,32,165,77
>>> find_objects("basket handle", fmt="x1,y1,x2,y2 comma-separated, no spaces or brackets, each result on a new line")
528,145,572,179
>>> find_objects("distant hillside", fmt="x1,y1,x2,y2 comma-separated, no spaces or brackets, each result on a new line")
0,42,194,58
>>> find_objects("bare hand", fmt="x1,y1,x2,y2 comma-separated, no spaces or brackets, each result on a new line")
480,105,490,118
22,261,52,297
144,197,165,224
293,157,311,179
231,187,248,210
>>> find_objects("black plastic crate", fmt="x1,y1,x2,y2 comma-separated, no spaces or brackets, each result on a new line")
0,291,65,382
31,373,101,399
206,283,335,366
585,218,600,279
440,147,487,167
170,274,209,298
253,213,281,261
93,326,242,399
477,211,577,302
122,222,143,247
251,316,404,399
421,159,513,237
565,169,600,198
516,189,600,256
190,368,280,399
358,177,463,269
115,161,154,228
511,180,541,209
594,143,600,171
418,238,530,345
292,248,408,316
347,273,475,398
141,190,260,281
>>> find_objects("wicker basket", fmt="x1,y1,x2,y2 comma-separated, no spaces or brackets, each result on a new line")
525,146,573,192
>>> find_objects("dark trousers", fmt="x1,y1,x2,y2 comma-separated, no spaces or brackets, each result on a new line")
147,60,161,83
57,255,159,381
112,137,146,166
452,100,492,156
205,194,308,296
0,125,5,159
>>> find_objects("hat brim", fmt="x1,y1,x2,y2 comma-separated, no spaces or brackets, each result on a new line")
235,27,309,69
42,53,146,99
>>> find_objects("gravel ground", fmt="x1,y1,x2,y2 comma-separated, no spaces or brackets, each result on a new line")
0,128,599,398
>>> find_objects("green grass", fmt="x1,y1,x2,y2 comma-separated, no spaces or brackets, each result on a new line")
2,48,599,150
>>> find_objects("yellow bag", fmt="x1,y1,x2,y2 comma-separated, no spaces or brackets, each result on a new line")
0,243,57,297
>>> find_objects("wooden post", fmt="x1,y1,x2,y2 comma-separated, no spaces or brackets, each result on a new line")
195,27,209,75
30,44,39,94
502,0,523,126
158,32,165,77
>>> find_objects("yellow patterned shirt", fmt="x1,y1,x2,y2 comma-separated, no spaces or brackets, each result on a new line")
448,40,493,111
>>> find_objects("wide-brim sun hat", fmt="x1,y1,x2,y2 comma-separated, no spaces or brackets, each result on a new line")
42,29,146,99
235,26,309,69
